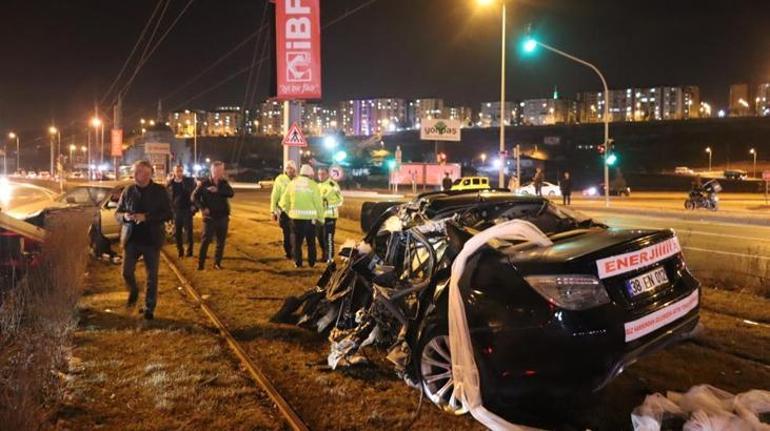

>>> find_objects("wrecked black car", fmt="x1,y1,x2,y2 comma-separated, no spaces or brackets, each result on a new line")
273,190,700,416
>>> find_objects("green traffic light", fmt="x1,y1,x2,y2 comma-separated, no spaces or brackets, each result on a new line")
522,38,538,54
606,153,618,166
386,159,396,170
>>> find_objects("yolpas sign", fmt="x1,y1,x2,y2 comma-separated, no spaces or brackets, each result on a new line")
419,118,462,142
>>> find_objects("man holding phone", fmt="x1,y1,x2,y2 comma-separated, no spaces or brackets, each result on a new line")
115,160,173,320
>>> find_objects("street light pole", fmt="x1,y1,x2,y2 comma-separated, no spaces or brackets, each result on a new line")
527,40,611,206
498,2,506,188
750,148,757,178
8,133,19,173
706,147,712,172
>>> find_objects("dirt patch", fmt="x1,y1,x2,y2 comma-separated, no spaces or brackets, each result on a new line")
54,257,282,430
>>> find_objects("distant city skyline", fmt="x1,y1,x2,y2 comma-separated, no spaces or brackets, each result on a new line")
1,0,769,132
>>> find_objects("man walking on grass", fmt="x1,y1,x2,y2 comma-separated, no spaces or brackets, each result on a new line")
116,160,172,320
166,164,196,257
193,161,234,270
270,161,297,260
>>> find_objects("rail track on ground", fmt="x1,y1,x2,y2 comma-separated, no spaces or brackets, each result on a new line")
159,251,309,431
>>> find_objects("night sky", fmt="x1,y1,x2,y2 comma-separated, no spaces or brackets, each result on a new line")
1,0,768,132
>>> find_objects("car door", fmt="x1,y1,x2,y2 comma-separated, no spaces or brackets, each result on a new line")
100,187,124,241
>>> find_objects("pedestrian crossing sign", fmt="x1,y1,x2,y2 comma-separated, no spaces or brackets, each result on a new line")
282,122,308,147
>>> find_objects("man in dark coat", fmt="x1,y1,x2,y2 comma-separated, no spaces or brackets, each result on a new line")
115,160,173,320
193,161,234,270
560,171,572,205
442,173,453,191
166,164,196,257
533,168,545,197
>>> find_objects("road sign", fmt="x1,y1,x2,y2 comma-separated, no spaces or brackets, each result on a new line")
329,165,344,181
275,0,322,100
763,170,770,181
282,123,307,147
420,118,462,142
145,143,170,154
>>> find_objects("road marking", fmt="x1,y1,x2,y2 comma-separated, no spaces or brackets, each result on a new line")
582,210,770,230
683,246,770,261
608,223,770,244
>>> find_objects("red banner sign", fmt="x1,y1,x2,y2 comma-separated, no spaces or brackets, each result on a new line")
275,0,322,100
110,129,123,157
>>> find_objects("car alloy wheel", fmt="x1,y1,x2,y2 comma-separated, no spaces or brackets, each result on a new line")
419,334,468,415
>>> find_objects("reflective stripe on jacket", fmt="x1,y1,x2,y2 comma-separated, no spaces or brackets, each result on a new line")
319,179,343,219
278,176,323,221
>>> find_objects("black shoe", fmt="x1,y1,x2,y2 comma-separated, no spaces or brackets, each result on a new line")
284,253,292,260
309,262,316,268
186,249,193,257
213,264,223,270
143,310,154,320
126,294,138,308
294,262,303,268
197,264,204,271
178,250,184,258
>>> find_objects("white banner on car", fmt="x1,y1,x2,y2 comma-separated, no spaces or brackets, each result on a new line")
624,289,699,342
595,237,681,280
448,219,552,430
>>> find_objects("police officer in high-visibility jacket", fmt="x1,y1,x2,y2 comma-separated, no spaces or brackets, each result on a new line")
279,164,324,268
270,161,297,260
316,167,343,263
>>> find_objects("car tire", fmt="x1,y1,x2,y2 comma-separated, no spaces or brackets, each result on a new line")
416,328,468,415
684,200,695,210
548,191,556,197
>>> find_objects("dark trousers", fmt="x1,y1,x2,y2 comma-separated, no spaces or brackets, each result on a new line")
291,219,316,267
174,210,194,254
535,184,543,196
122,242,161,313
199,216,229,267
279,212,293,258
316,218,336,261
562,192,572,205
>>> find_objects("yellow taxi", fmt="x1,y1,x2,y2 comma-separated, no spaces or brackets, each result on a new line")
450,176,491,191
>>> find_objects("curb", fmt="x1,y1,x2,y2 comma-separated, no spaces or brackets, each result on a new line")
571,205,770,227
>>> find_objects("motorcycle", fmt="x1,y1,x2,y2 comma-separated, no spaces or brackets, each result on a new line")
685,179,721,211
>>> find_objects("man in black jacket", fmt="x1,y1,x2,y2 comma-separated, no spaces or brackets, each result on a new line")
166,164,196,257
115,160,173,320
193,161,234,270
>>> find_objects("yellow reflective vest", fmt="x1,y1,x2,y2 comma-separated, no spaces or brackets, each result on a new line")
270,173,291,213
319,179,343,219
279,176,323,221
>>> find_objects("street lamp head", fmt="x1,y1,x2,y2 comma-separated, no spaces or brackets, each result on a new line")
48,126,58,135
69,144,76,151
8,132,15,139
475,0,495,6
522,38,538,54
90,117,102,128
705,147,711,153
749,148,756,155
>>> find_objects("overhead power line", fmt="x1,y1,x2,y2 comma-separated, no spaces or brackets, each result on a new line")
100,0,166,106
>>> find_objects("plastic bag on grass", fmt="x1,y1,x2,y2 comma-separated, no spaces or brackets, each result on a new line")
667,385,735,416
632,393,686,431
682,410,750,431
733,390,770,431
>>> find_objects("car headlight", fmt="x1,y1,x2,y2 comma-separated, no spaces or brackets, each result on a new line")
524,274,610,310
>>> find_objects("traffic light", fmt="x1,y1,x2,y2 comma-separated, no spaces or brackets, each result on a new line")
597,144,606,154
605,153,618,166
385,158,397,171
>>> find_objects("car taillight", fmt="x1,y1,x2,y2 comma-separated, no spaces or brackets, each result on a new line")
524,275,610,310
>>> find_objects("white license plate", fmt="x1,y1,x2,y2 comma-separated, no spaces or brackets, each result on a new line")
625,267,668,297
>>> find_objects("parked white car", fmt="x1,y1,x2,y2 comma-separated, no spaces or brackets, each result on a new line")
516,181,562,197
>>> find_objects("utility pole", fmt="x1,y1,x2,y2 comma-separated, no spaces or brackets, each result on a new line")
282,101,301,172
